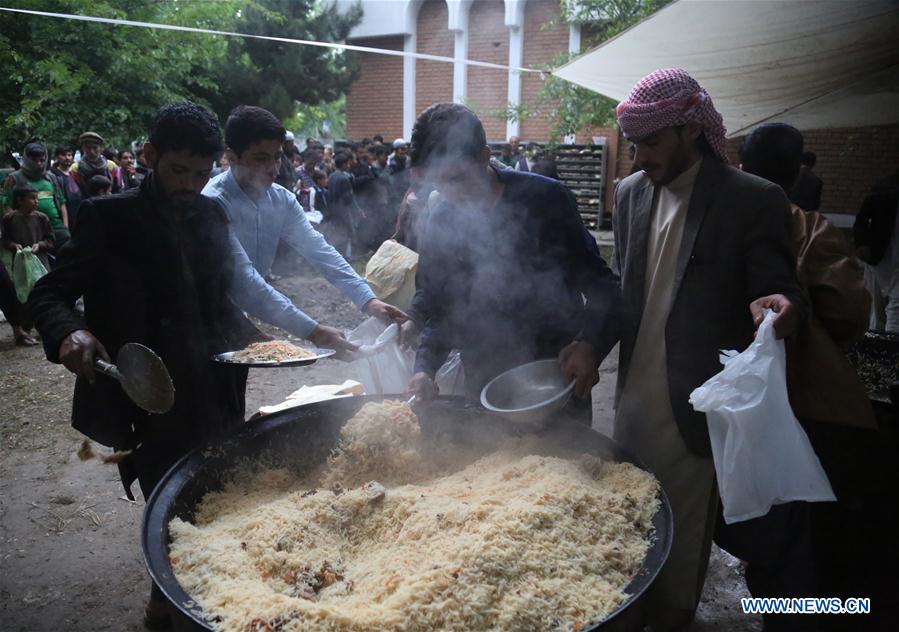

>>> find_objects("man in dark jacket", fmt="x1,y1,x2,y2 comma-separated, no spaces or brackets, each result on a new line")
789,151,823,211
324,151,364,259
613,69,807,631
29,101,259,629
404,103,621,417
531,149,560,180
276,130,298,191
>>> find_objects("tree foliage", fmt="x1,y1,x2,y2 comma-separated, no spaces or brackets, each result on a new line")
495,0,672,141
200,0,362,123
284,95,347,142
0,0,361,159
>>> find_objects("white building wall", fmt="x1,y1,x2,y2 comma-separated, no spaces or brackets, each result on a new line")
336,0,416,37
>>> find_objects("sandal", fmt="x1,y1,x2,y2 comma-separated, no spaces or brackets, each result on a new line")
14,334,38,347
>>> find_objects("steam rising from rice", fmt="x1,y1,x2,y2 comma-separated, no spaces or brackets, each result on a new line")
168,401,659,631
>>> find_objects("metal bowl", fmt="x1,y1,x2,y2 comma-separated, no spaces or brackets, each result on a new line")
480,359,575,428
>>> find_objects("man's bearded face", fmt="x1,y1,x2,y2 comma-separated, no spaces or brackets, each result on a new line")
630,125,699,186
55,151,73,169
151,147,215,210
82,142,103,161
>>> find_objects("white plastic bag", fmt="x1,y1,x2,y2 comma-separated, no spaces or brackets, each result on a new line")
435,349,466,396
346,317,415,395
689,310,835,524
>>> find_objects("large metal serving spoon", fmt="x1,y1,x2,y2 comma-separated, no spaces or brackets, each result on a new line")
94,343,175,414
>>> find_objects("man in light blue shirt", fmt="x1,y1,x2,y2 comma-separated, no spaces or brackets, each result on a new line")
204,106,405,353
226,228,331,344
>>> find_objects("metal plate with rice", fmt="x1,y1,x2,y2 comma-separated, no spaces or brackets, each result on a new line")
211,347,335,368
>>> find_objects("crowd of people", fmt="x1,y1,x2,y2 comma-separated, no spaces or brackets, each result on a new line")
0,133,152,345
262,129,560,260
0,118,569,348
0,66,896,632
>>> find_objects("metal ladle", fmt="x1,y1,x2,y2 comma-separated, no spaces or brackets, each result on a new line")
95,343,175,414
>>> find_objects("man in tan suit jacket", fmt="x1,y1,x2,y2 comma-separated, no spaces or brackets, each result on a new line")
739,123,899,632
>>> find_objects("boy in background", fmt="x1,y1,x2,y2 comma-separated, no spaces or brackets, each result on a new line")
87,175,113,198
1,185,55,345
2,184,55,271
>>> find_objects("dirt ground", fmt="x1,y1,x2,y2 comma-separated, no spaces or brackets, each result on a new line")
0,267,760,631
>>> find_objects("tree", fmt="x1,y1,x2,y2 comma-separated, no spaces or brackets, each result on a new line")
0,0,231,156
196,0,362,123
494,0,672,141
284,96,348,143
0,0,362,160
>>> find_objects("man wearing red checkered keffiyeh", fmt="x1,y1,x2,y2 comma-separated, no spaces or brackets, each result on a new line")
616,68,728,164
610,69,812,631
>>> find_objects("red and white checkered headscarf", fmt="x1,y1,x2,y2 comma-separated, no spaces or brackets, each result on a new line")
616,68,728,162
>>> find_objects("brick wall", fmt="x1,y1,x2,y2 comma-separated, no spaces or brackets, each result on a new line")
726,124,899,214
345,36,405,140
519,0,568,142
344,1,596,145
416,0,454,119
607,124,899,215
466,0,509,141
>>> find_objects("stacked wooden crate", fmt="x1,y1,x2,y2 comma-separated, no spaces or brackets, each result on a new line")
554,143,608,230
489,142,609,230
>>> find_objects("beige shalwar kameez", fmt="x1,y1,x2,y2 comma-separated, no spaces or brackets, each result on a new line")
613,158,718,630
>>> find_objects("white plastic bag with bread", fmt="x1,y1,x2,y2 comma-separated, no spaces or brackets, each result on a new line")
364,240,418,312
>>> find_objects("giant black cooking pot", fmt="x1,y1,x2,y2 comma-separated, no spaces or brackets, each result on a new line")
143,395,673,632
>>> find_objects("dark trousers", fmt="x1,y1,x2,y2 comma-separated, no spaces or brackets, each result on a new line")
124,442,181,605
714,502,818,632
53,226,71,253
0,260,22,328
804,422,899,632
0,259,32,329
122,382,247,605
322,220,354,260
